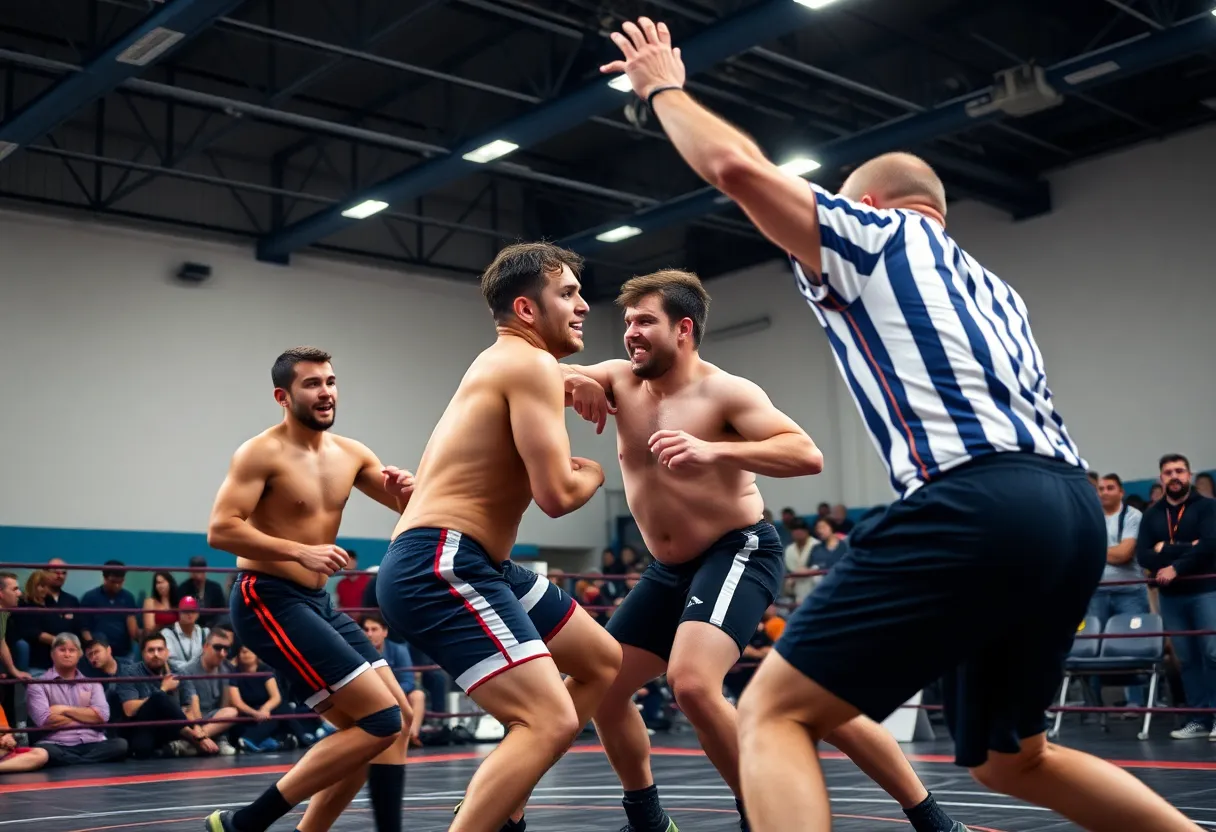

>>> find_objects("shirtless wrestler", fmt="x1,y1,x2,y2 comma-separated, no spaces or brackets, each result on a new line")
205,347,416,832
376,242,622,832
562,270,968,832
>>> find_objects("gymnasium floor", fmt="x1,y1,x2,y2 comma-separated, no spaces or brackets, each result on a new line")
3,726,1214,832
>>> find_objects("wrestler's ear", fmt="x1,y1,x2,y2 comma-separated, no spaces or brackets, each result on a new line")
512,294,539,326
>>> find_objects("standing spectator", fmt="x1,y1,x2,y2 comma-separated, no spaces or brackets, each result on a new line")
80,562,138,660
174,557,226,628
1136,453,1216,740
141,571,178,635
362,615,426,746
162,597,208,665
18,571,57,673
783,520,817,604
177,627,238,756
829,504,855,535
0,573,32,682
334,551,370,619
42,559,82,640
1196,473,1215,499
0,701,47,773
27,634,128,766
115,633,217,758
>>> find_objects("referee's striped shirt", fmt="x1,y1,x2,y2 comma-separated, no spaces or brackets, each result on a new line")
790,182,1085,498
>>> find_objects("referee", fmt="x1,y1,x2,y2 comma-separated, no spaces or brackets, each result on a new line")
601,15,1196,832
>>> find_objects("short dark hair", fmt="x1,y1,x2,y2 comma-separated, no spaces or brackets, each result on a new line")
788,518,809,531
363,613,387,629
480,242,584,324
616,269,711,346
84,636,110,651
1100,473,1123,488
1159,453,1190,471
207,625,233,642
272,346,332,390
101,560,126,580
0,571,16,585
140,632,167,651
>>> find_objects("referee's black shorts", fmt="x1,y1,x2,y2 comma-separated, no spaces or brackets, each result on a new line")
775,452,1106,768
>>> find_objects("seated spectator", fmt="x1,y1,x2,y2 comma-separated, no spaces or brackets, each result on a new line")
783,519,816,604
362,615,426,746
82,635,132,733
176,626,238,756
227,645,314,752
0,573,32,683
335,550,370,619
42,559,82,641
27,633,128,766
777,507,797,546
116,633,218,758
174,557,226,629
810,517,850,572
1149,483,1164,505
815,501,831,521
0,701,47,773
829,504,855,534
80,562,139,660
163,597,208,665
619,545,641,573
141,571,178,635
1196,473,1215,499
18,570,57,673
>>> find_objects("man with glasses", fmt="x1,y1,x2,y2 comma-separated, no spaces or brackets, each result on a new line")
176,626,239,755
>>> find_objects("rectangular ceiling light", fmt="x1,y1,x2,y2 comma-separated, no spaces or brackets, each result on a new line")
793,0,844,8
462,139,519,164
1062,60,1119,86
341,199,389,219
778,156,822,177
608,75,633,92
595,225,642,243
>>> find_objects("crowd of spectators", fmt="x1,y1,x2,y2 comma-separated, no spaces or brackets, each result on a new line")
2,460,1212,773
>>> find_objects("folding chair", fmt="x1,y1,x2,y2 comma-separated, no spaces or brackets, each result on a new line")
1096,612,1164,741
1049,615,1101,739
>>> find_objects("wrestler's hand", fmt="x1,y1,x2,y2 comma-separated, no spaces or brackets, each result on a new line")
649,429,715,469
567,375,616,434
382,466,416,500
571,456,605,486
296,543,349,576
600,17,685,100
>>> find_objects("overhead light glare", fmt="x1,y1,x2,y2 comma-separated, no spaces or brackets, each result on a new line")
462,139,519,164
608,76,633,92
595,225,642,243
793,0,844,9
341,199,389,219
778,156,822,177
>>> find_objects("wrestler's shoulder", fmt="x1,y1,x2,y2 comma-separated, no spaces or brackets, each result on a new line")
697,363,766,402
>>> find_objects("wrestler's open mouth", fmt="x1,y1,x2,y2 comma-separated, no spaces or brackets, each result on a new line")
570,322,583,333
629,345,648,360
315,404,333,413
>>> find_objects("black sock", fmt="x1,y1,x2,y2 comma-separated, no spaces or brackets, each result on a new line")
232,785,292,832
736,797,748,832
623,785,666,830
904,792,955,832
499,817,526,832
368,763,406,832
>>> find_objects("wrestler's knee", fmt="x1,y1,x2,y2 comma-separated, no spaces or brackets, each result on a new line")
665,662,725,725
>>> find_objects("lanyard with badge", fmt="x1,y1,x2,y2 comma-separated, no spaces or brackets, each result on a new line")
1166,504,1186,544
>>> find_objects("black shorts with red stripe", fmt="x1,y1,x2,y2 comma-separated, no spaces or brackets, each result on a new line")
231,571,385,711
377,528,552,694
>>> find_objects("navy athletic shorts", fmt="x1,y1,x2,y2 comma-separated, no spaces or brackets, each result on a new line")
775,453,1106,768
377,528,552,693
502,559,578,642
607,521,785,661
231,571,385,711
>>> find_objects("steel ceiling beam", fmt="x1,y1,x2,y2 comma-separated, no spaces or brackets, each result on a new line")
255,0,831,263
0,0,247,162
560,11,1216,255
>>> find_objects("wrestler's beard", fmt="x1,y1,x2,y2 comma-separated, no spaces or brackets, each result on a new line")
292,400,335,432
630,343,675,379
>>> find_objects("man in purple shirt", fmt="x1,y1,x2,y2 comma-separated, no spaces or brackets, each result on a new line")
28,633,128,766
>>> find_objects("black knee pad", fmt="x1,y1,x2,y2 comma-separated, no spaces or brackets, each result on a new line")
356,705,402,738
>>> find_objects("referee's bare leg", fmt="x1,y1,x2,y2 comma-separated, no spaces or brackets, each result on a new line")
737,652,1201,832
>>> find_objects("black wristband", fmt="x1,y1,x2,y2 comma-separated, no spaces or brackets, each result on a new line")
646,85,684,110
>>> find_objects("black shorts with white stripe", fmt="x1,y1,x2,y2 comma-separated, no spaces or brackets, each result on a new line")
606,521,785,661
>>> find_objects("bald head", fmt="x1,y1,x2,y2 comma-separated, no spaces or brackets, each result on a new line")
839,153,947,220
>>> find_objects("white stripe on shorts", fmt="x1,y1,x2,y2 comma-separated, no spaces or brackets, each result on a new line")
517,575,550,612
709,533,760,628
455,639,549,693
436,529,519,651
304,660,372,709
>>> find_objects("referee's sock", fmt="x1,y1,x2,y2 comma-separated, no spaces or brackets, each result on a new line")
904,792,956,832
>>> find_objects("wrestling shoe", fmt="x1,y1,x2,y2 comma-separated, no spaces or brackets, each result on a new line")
951,825,973,831
619,818,678,832
204,810,236,831
452,798,526,832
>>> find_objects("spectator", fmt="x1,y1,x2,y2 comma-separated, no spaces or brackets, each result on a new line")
116,633,217,758
619,546,641,573
83,635,133,733
815,501,831,520
829,503,855,534
1149,483,1164,505
1197,473,1215,500
0,573,32,682
227,645,314,752
1136,453,1216,740
42,559,82,640
141,571,178,634
1087,474,1148,707
810,517,850,572
162,597,208,665
18,570,60,673
80,561,138,660
174,557,226,628
1087,470,1100,490
362,615,426,746
334,551,371,619
27,633,128,766
0,701,47,773
176,627,238,756
783,519,817,604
